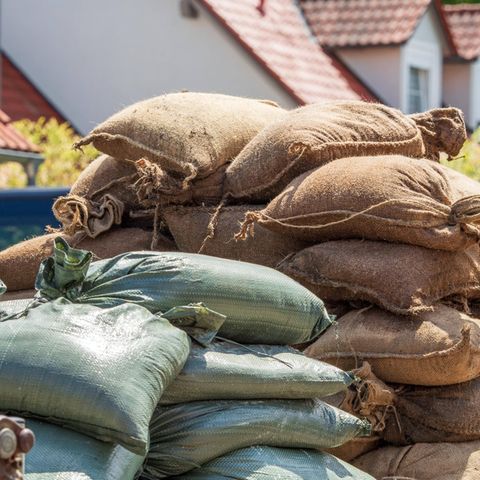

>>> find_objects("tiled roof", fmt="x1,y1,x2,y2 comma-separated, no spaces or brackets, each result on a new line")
300,0,432,48
444,4,480,60
1,55,65,123
0,109,41,154
199,0,377,104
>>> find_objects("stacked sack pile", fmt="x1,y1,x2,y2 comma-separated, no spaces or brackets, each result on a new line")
0,238,375,479
2,91,480,479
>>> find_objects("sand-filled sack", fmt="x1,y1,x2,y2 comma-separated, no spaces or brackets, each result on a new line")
74,92,285,186
224,103,465,202
279,240,480,315
0,228,175,292
238,155,480,251
305,304,480,386
163,205,308,267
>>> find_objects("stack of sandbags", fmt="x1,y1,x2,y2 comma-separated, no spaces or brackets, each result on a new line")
0,295,191,479
0,92,286,298
224,112,480,475
0,95,466,297
0,93,475,478
5,240,376,479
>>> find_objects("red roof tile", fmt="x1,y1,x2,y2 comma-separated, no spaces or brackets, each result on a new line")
0,108,41,154
199,0,377,104
1,55,65,123
300,0,432,48
444,4,480,61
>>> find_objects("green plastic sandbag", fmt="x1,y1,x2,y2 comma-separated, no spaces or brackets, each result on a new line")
142,399,371,478
0,298,190,455
160,341,355,404
36,238,333,344
25,419,144,480
166,446,375,480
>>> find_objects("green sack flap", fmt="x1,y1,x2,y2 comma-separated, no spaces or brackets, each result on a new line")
25,419,144,480
38,243,333,344
36,237,92,300
143,399,371,478
0,299,190,455
162,303,226,346
160,342,355,405
166,446,375,480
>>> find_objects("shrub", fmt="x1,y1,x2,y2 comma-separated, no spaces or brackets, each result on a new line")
13,117,98,187
0,162,27,188
442,127,480,181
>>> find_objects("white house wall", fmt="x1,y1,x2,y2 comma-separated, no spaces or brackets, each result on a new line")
401,6,443,113
334,47,402,107
0,0,297,133
443,63,472,127
471,60,480,129
334,5,444,113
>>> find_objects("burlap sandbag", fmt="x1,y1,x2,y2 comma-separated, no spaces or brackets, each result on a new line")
163,205,308,266
0,228,175,292
305,304,480,386
383,377,480,445
53,154,138,237
134,158,226,208
410,107,468,161
74,92,285,185
326,437,381,463
224,103,465,202
279,240,480,315
354,441,480,480
238,156,480,251
0,289,36,301
324,363,396,438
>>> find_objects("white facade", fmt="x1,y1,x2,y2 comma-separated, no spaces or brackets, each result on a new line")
444,62,472,127
473,60,480,129
334,47,402,107
444,59,480,129
335,6,445,113
0,0,297,134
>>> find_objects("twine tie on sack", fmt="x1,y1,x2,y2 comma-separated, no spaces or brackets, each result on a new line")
198,198,228,253
235,198,447,241
134,158,189,202
449,195,480,226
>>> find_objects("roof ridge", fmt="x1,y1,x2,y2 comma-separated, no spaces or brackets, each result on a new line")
1,53,67,125
443,4,480,12
198,0,377,104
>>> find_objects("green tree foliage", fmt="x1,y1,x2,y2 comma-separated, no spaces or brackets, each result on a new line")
12,117,98,187
441,127,480,180
443,0,480,4
0,162,27,188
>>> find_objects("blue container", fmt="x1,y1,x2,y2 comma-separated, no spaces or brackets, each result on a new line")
0,187,68,250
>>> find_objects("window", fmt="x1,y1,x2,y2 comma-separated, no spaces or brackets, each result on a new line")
408,67,429,114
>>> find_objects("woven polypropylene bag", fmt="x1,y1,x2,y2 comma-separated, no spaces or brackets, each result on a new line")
160,341,354,404
0,298,190,455
142,399,371,478
25,419,144,480
165,446,375,480
37,239,333,344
